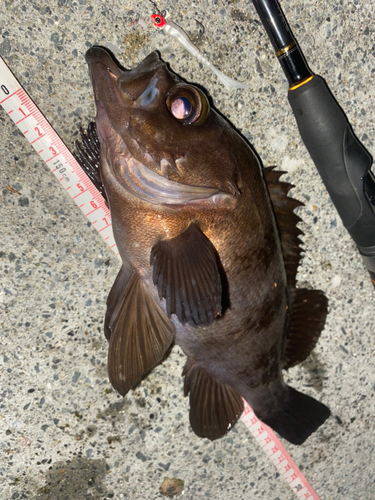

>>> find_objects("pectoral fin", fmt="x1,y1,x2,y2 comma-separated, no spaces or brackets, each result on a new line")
183,359,244,440
106,269,175,396
150,223,222,327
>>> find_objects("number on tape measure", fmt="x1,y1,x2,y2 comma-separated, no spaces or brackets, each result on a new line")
241,401,321,500
0,56,119,257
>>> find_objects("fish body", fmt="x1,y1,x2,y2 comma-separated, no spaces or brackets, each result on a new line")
84,47,330,444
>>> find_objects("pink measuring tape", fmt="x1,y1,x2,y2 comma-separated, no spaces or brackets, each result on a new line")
0,54,323,500
0,56,118,257
241,401,322,499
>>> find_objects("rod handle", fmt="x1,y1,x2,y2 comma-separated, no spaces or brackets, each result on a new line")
288,75,375,278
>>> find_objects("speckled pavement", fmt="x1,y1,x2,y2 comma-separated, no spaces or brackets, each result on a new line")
0,1,374,499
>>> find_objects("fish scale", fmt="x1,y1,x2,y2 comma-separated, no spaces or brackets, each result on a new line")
0,53,322,500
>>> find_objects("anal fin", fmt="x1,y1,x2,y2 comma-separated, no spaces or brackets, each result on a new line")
282,288,328,369
150,222,222,327
106,269,175,396
183,359,244,440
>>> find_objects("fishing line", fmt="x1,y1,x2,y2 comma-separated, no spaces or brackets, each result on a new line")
0,54,322,500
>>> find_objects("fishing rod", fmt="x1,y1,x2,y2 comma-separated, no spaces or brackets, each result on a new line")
251,0,375,287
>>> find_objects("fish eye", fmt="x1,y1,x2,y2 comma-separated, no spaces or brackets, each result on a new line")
166,84,210,125
171,96,192,119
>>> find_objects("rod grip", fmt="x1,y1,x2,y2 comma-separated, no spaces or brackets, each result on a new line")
288,75,375,252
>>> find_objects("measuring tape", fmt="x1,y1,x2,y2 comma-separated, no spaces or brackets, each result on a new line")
0,54,322,500
241,401,321,500
0,56,118,257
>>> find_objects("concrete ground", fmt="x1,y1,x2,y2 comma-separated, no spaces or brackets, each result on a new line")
0,1,374,499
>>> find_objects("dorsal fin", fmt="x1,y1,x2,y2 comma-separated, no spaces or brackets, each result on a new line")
264,167,304,287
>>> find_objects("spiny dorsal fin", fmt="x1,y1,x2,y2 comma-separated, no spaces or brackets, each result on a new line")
183,359,244,441
282,288,328,369
264,166,304,287
74,121,107,202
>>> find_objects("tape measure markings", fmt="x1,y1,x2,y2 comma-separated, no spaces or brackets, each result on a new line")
0,56,119,256
241,401,321,500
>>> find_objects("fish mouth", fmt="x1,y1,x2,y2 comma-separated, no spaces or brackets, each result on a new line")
85,46,124,79
103,144,230,206
85,47,165,102
85,46,161,79
86,47,234,207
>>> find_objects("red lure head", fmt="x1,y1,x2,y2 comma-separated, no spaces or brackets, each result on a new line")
151,13,166,29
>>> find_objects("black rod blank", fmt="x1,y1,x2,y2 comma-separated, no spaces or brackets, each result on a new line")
252,0,375,285
252,0,312,87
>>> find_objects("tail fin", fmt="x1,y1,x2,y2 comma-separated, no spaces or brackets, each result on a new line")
262,387,330,445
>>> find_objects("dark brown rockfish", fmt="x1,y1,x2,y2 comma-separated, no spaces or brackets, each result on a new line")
82,47,330,444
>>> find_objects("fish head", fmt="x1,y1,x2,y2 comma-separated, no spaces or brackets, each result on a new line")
85,47,244,206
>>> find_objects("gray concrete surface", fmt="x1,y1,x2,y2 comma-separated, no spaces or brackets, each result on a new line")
0,1,374,499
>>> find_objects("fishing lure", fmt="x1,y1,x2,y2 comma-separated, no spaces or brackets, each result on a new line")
151,13,249,90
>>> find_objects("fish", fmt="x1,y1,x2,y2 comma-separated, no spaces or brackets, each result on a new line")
79,46,330,445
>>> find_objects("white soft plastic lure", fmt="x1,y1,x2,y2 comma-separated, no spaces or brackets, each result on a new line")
151,14,249,90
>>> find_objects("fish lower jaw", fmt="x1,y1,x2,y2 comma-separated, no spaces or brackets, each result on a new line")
96,105,232,207
108,149,232,207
